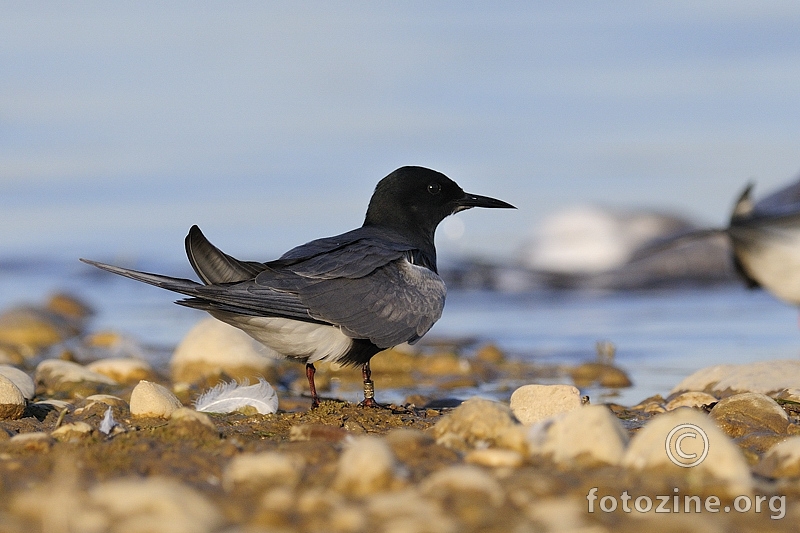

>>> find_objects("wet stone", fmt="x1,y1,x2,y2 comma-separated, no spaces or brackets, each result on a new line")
709,392,789,438
570,362,632,388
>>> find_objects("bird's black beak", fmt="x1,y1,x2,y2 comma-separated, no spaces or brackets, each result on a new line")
456,192,517,212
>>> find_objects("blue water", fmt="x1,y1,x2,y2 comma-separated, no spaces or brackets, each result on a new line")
2,257,798,406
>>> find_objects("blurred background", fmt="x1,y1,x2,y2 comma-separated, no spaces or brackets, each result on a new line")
4,2,800,262
3,2,800,403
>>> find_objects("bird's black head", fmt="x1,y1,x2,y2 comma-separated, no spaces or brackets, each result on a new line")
363,166,515,248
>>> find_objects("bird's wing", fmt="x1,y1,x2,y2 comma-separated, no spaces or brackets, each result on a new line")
190,235,443,347
296,258,445,347
185,225,265,284
208,257,445,348
752,177,800,218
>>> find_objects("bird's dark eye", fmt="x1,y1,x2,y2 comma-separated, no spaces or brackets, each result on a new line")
427,183,442,195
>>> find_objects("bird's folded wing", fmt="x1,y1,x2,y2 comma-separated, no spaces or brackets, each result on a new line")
270,226,417,277
293,259,445,348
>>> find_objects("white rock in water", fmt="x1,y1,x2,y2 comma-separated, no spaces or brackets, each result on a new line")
223,451,305,491
665,391,718,411
36,359,117,387
0,374,26,419
622,407,752,495
754,436,800,478
334,436,397,496
0,365,34,400
89,477,223,533
527,405,628,466
86,358,152,383
171,318,278,382
671,360,800,396
510,384,582,425
129,380,182,418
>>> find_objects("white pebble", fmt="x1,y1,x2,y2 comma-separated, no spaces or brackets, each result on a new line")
86,358,152,383
433,397,526,452
170,318,277,382
0,374,26,419
334,436,397,496
671,359,800,396
129,380,182,418
465,448,525,468
0,365,34,400
52,422,94,442
35,359,117,387
223,451,305,491
527,405,628,465
420,465,505,507
622,407,752,495
89,477,223,533
665,391,717,410
510,384,583,425
755,435,800,477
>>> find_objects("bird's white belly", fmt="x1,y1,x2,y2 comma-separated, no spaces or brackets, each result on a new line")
210,312,354,364
736,228,800,304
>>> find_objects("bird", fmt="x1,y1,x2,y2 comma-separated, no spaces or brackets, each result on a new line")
81,166,515,408
727,177,800,304
631,174,800,305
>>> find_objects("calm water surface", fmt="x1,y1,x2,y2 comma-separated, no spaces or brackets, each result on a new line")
2,258,798,406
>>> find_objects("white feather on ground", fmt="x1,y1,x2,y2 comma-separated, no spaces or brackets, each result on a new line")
99,406,119,435
194,378,279,415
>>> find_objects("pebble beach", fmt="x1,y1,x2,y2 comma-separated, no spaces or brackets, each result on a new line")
0,292,799,532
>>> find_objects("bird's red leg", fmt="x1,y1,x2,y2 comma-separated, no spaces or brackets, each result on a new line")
360,361,380,408
306,363,320,409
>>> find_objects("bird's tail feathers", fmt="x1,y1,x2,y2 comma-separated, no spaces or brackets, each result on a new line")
79,258,204,296
185,225,264,285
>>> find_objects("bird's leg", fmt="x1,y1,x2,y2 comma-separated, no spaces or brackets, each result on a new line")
359,361,380,408
306,363,320,409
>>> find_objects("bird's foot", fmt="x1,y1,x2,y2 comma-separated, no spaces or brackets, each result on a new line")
358,397,387,409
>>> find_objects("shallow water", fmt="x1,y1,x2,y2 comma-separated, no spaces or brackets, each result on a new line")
2,257,798,406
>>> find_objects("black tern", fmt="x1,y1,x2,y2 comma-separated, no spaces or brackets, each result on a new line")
633,175,800,305
82,166,515,407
